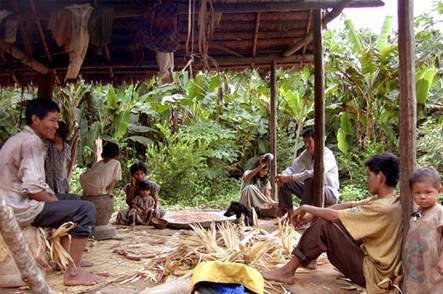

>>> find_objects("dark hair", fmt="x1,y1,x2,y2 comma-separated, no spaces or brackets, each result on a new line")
409,167,441,189
137,180,151,192
55,121,69,142
25,98,60,126
365,152,400,187
302,129,315,138
101,142,120,159
249,154,270,186
130,162,148,176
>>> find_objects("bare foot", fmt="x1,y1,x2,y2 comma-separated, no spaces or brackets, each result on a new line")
263,267,296,284
64,269,107,286
303,260,317,270
80,260,94,267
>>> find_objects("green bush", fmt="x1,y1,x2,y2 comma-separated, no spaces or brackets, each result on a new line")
339,184,370,203
146,124,211,206
417,119,443,174
337,141,387,202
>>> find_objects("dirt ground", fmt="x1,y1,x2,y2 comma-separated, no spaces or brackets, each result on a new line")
1,217,362,294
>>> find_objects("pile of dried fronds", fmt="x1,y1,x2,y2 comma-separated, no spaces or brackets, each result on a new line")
43,222,75,270
122,220,300,293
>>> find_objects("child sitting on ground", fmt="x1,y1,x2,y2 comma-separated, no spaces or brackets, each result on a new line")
117,181,156,225
124,162,165,218
404,167,443,293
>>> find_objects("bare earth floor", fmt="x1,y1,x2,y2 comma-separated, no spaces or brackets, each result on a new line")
1,218,361,294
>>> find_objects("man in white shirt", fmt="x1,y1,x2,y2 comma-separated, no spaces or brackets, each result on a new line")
276,129,340,220
0,98,105,286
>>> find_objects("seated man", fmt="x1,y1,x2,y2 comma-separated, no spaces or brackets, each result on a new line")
264,153,403,293
0,98,104,286
124,162,164,218
276,129,339,220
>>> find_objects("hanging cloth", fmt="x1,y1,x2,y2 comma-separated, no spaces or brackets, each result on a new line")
0,10,12,23
156,51,174,83
4,19,18,44
49,4,93,80
0,10,17,44
88,7,114,49
64,4,93,80
48,9,73,50
65,4,93,81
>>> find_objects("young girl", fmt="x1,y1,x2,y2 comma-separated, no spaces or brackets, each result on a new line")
117,180,157,225
404,167,443,293
239,154,276,210
45,121,72,194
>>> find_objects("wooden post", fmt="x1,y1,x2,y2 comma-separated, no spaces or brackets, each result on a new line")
312,9,325,207
270,61,278,201
37,73,53,99
0,197,52,293
398,0,416,289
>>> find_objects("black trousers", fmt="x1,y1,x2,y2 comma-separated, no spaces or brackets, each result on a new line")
32,193,96,238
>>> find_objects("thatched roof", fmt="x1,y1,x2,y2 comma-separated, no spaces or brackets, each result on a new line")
0,0,384,86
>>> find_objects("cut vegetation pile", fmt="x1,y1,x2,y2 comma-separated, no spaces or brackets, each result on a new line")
121,220,301,293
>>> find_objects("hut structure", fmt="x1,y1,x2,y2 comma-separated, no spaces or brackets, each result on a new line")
0,0,417,292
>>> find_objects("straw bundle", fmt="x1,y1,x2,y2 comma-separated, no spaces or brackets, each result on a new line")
121,219,301,293
43,221,76,271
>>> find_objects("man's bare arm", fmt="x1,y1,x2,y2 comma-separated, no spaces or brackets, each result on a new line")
301,205,340,223
328,202,355,210
30,191,58,202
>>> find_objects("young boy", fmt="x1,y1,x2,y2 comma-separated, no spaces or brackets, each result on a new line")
124,162,164,218
264,152,403,293
80,142,122,196
404,167,443,293
117,181,157,225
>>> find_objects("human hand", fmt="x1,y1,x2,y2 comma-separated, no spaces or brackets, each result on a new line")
438,257,443,275
292,206,314,228
275,175,291,184
49,194,59,202
154,208,161,218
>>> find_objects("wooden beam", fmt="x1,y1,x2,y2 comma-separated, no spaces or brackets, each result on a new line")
283,0,351,57
49,54,314,71
0,41,49,74
189,0,383,13
252,13,261,58
29,0,51,63
31,1,384,19
398,0,416,288
210,43,245,58
37,73,53,99
312,9,325,207
302,10,313,54
29,0,60,85
269,60,278,201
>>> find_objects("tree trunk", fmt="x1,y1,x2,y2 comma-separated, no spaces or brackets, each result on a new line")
0,197,52,293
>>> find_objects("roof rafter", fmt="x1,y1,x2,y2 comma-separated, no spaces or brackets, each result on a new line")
283,0,351,57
